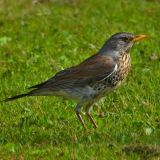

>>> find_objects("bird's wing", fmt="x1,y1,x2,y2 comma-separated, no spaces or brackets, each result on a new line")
29,55,117,90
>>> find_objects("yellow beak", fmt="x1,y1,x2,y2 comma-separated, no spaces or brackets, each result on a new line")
132,34,148,42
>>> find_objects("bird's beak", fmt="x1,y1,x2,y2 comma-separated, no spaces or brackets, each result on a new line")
132,34,148,42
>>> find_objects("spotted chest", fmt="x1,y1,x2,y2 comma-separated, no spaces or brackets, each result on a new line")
111,53,131,86
93,53,131,93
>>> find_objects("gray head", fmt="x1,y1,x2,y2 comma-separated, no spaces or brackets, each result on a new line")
99,32,147,58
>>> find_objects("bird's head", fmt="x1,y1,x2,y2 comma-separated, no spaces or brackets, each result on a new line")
99,32,147,58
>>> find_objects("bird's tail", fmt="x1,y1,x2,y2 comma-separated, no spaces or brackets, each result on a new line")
1,88,54,102
2,93,29,102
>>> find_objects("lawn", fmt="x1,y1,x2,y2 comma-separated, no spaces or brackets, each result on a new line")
0,0,160,159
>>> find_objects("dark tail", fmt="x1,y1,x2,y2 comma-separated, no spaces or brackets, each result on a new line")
28,81,47,89
2,87,53,102
2,93,29,102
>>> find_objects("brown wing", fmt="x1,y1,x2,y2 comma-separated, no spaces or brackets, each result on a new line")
29,54,117,90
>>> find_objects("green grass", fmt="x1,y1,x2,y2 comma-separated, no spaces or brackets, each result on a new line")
0,0,160,159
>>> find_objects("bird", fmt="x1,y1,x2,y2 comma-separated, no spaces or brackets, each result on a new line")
2,32,147,128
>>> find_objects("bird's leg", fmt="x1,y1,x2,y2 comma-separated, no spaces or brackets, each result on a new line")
86,103,98,128
75,104,86,128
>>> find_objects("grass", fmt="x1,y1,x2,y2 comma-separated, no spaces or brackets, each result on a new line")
0,0,160,159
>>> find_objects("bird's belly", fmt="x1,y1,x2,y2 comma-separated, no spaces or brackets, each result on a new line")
55,86,97,102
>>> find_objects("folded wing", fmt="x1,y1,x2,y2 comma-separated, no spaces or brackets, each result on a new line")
29,54,117,90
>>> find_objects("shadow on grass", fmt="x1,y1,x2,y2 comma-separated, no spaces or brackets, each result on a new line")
123,144,160,160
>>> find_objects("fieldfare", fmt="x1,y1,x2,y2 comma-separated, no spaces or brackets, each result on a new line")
3,32,147,128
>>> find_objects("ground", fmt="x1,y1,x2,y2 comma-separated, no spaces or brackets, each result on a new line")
0,0,160,159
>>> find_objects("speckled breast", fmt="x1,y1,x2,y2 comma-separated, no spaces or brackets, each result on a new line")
93,53,131,94
109,53,131,87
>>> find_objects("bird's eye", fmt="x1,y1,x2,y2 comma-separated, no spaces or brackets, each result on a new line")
122,37,129,42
